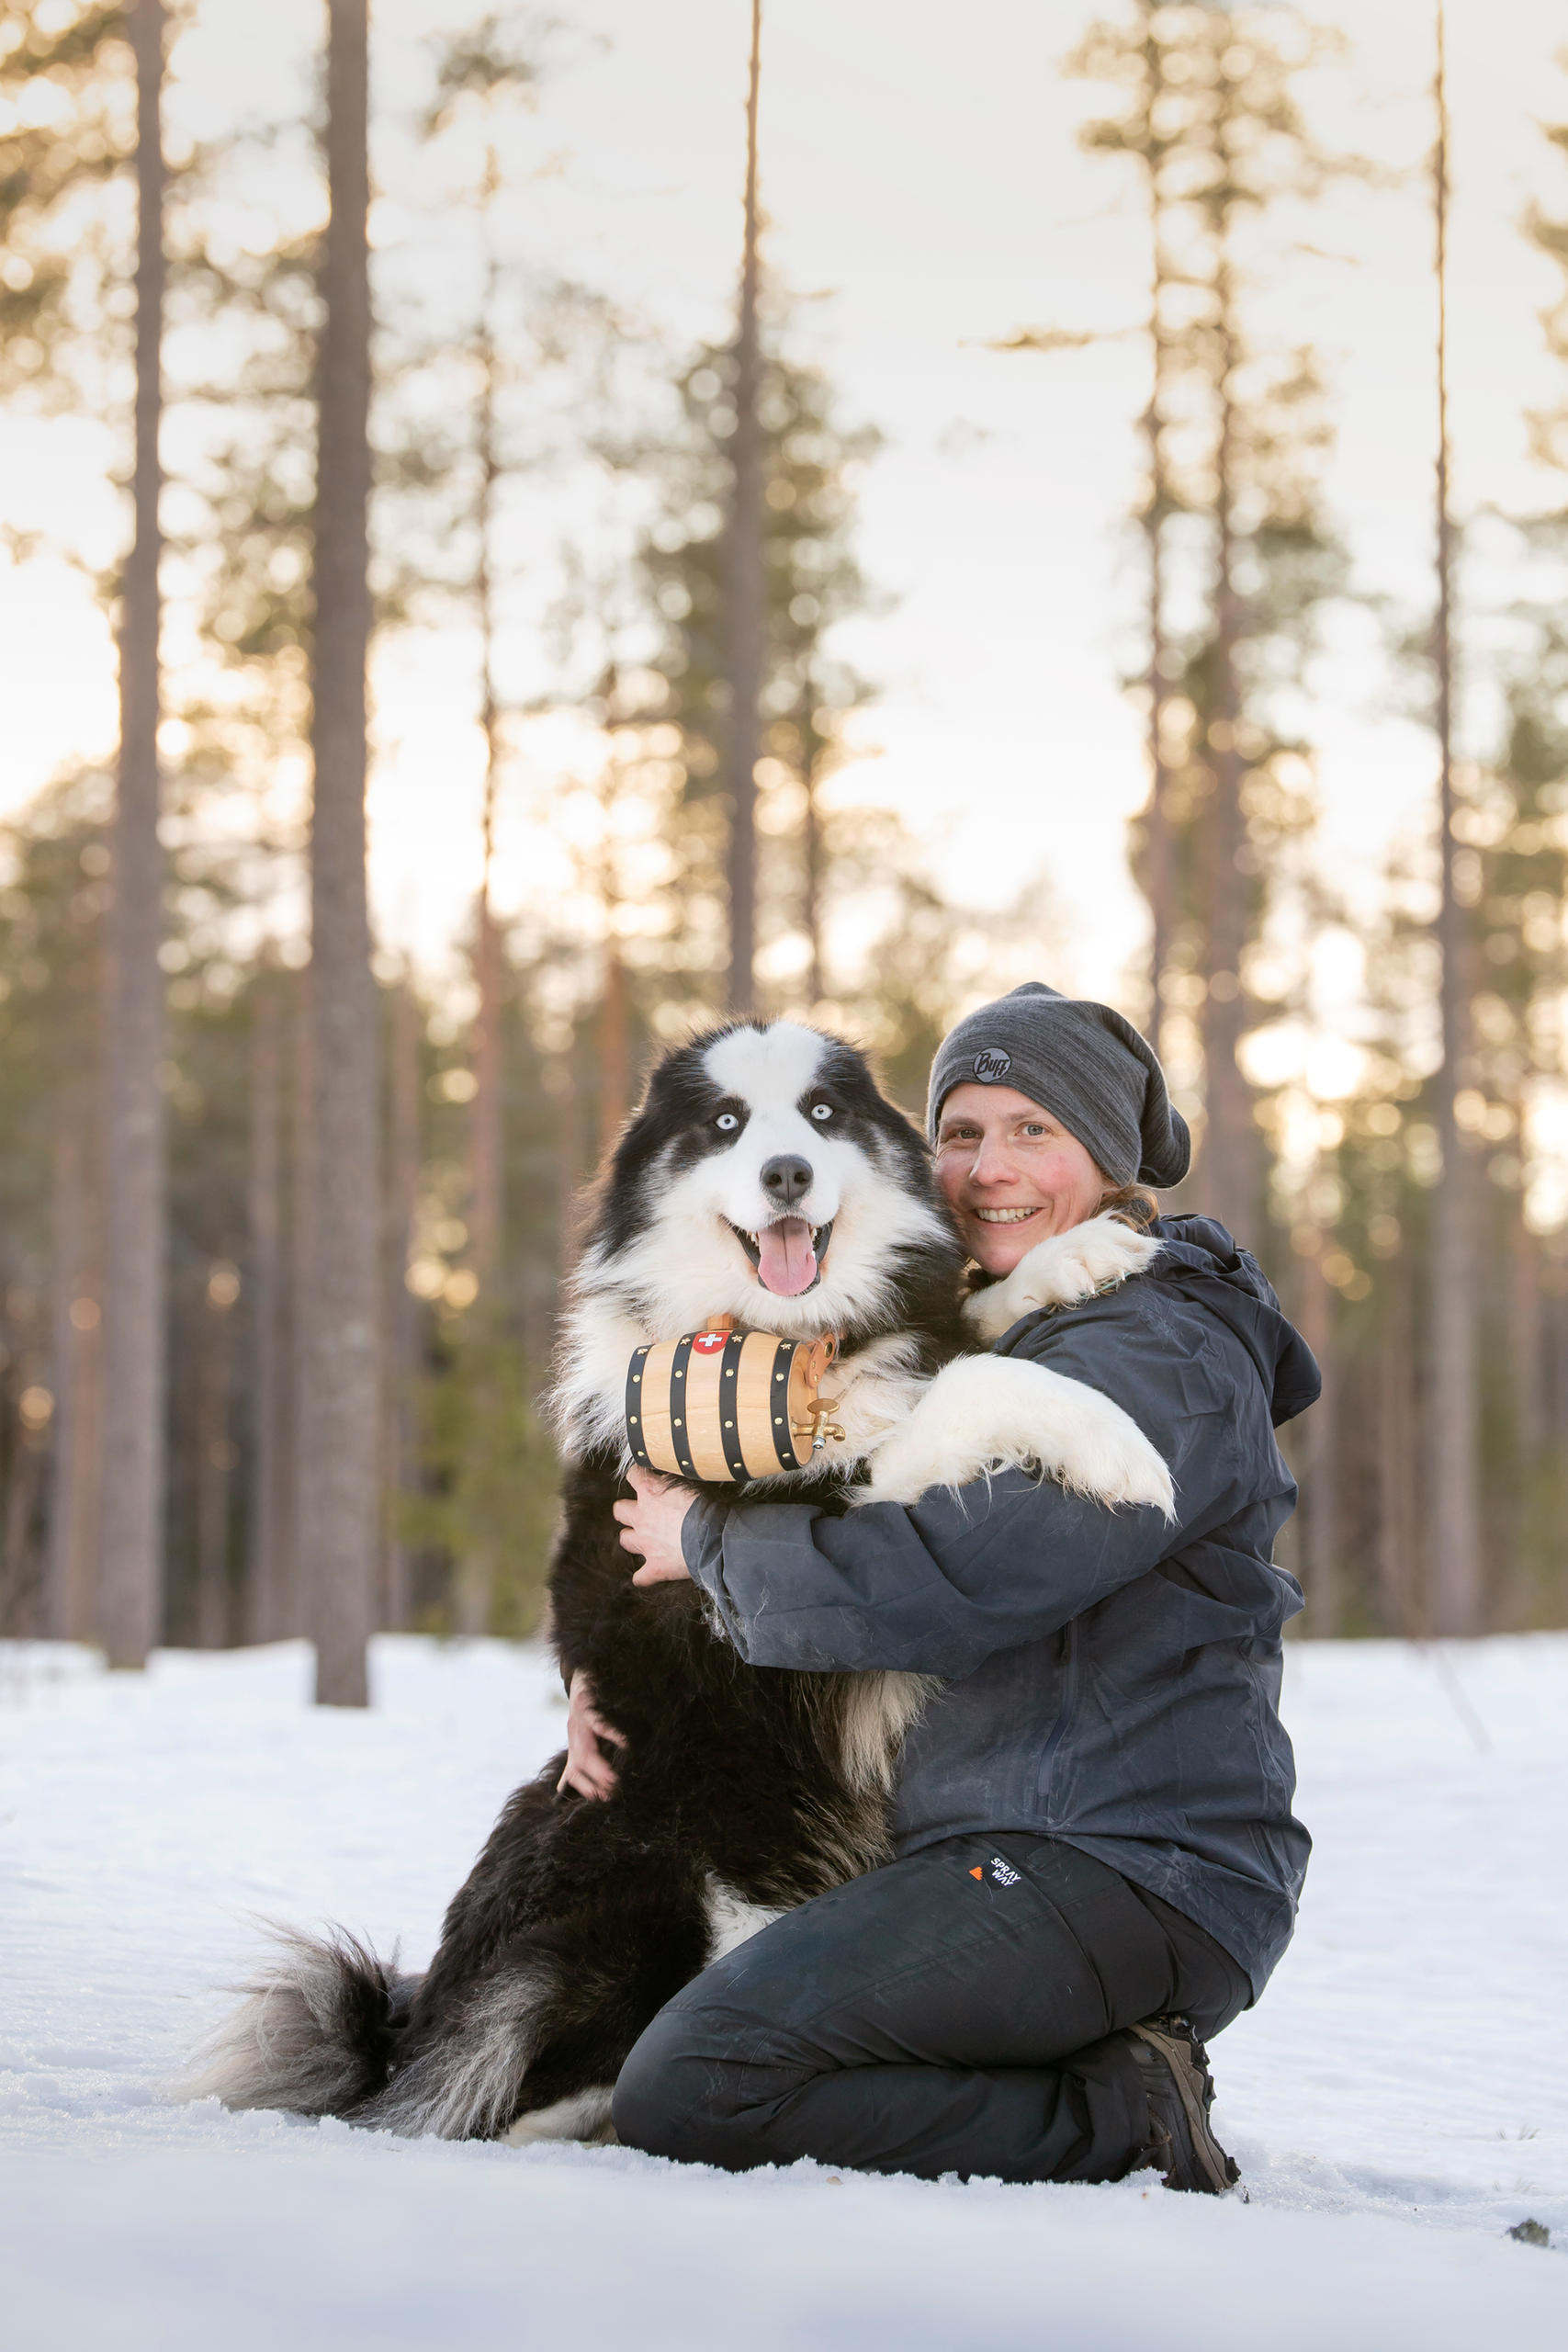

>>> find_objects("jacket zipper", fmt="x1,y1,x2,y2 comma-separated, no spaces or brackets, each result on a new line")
1036,1619,1079,1811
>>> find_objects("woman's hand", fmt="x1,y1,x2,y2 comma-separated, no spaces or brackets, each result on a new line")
615,1465,698,1587
557,1668,627,1802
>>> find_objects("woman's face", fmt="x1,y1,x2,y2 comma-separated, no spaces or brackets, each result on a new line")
934,1082,1107,1275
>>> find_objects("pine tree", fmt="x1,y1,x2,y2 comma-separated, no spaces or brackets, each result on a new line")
1426,4,1482,1637
0,1,174,1657
301,0,379,1707
395,13,550,1294
1058,1,1358,1238
639,334,879,1014
98,0,168,1668
724,0,764,1011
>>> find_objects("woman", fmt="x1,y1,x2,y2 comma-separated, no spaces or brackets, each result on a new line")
566,982,1317,2191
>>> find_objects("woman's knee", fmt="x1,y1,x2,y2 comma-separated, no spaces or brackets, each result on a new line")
611,2007,700,2157
612,2000,793,2168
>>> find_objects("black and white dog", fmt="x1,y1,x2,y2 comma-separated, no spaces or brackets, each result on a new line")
194,1021,1169,2144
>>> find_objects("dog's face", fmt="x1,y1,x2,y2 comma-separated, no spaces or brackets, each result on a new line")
583,1022,958,1343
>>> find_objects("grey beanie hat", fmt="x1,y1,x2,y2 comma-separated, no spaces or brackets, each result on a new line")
926,981,1190,1190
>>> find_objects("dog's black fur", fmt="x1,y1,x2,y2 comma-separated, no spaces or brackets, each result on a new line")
197,1023,976,2143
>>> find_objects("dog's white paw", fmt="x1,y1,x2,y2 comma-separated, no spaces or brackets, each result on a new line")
963,1212,1162,1343
857,1353,1174,1518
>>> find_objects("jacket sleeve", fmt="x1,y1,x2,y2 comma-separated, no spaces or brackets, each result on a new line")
681,1290,1265,1676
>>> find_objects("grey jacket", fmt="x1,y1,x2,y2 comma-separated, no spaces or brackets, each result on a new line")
682,1216,1319,1997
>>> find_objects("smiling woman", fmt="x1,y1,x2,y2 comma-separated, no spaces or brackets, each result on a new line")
605,981,1320,2197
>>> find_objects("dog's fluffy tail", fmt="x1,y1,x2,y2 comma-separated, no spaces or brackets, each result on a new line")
183,1923,419,2121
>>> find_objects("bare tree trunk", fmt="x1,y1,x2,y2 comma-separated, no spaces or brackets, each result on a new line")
1197,211,1257,1240
383,978,420,1632
1142,424,1173,1063
557,1052,584,1270
245,986,282,1643
4,1409,47,1634
470,187,504,1283
1377,1267,1422,1634
196,1266,237,1648
99,0,167,1669
301,0,380,1707
802,741,825,1008
597,948,629,1158
1503,1206,1542,1627
471,895,502,1265
279,970,312,1640
1427,6,1483,1638
47,1106,103,1641
1294,1244,1338,1634
1139,7,1174,1062
724,0,763,1013
47,1121,80,1634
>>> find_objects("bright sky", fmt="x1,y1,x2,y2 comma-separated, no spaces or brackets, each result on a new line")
4,0,1568,1019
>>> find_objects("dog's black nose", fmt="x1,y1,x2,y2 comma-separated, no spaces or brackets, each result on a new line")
761,1154,813,1207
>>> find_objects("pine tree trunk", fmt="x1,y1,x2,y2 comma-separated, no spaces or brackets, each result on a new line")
245,985,283,1643
556,1050,584,1272
1377,1267,1421,1634
46,1107,102,1641
471,860,503,1265
1294,1245,1338,1634
597,949,629,1157
1504,1209,1542,1627
3,1410,46,1633
98,0,167,1669
470,211,504,1281
301,0,380,1707
279,970,312,1640
1427,12,1483,1638
1197,226,1257,1241
802,741,824,1008
196,1272,236,1648
1139,5,1174,1063
724,0,763,1013
384,979,421,1632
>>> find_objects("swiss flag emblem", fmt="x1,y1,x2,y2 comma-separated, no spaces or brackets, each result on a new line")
693,1332,728,1353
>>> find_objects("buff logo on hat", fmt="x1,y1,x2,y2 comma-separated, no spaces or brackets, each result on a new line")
972,1048,1011,1083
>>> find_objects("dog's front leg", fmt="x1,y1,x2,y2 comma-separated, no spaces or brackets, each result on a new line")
963,1211,1163,1344
856,1353,1174,1517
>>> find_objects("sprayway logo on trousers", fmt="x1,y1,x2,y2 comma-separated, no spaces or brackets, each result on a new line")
972,1048,1012,1083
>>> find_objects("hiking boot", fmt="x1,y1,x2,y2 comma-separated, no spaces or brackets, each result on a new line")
1123,2014,1240,2195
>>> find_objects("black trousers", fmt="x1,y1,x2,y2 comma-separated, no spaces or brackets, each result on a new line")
613,1833,1251,2184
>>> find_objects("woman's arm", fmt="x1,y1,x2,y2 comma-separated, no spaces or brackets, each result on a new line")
671,1292,1269,1678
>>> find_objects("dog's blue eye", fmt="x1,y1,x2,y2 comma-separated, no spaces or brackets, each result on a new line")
810,1102,833,1123
716,1112,739,1132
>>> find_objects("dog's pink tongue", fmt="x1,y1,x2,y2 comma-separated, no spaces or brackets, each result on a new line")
756,1216,817,1296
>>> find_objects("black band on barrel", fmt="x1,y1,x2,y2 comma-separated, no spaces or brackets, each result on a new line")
770,1338,798,1471
669,1333,697,1480
625,1344,652,1469
719,1330,750,1483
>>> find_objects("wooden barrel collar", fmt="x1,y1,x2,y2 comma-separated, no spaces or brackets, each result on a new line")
625,1314,844,1483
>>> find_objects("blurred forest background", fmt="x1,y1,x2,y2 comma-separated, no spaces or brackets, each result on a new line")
4,0,1568,1699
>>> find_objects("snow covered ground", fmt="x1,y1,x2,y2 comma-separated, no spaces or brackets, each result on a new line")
2,1630,1564,2348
